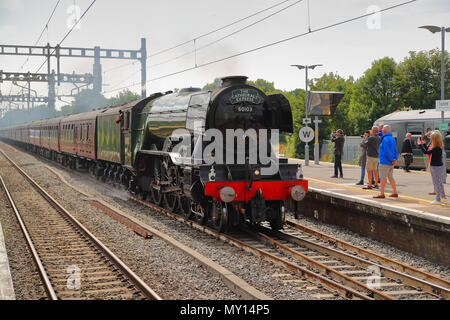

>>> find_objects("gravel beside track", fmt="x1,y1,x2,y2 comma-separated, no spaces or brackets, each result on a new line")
1,143,449,299
0,166,46,299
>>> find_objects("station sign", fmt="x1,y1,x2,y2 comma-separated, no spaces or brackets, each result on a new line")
299,126,314,143
439,123,449,131
307,91,345,116
436,100,450,111
302,118,312,125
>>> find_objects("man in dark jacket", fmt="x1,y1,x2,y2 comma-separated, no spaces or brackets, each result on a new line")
356,131,370,185
331,129,345,178
401,133,413,172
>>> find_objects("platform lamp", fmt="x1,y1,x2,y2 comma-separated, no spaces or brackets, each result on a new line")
291,64,322,166
419,25,450,183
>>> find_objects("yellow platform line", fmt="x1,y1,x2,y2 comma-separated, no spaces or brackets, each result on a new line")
306,176,450,208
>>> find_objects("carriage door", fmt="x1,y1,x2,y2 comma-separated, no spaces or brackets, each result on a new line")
121,110,132,166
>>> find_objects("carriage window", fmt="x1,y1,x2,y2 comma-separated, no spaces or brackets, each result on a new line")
445,134,450,150
410,135,423,149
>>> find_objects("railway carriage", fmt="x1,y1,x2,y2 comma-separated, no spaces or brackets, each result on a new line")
375,109,450,171
40,116,62,158
60,111,98,161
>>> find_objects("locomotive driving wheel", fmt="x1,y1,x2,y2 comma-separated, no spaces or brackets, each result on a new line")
179,196,192,219
268,201,285,231
211,199,229,233
162,160,178,212
151,158,163,206
192,202,208,225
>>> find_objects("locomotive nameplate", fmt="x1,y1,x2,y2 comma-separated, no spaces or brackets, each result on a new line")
229,89,263,105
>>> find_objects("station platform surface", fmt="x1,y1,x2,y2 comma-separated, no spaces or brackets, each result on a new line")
0,221,15,300
289,158,450,222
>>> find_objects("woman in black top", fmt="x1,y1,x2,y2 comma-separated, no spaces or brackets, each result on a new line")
418,131,446,204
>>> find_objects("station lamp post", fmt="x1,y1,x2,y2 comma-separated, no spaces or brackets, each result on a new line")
291,64,322,165
419,25,450,183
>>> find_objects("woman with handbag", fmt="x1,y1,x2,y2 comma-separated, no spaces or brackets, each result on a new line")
418,131,446,204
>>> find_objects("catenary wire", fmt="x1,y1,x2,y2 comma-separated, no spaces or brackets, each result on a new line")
103,0,295,75
149,0,293,58
103,0,417,95
34,0,98,73
5,0,62,102
149,0,304,69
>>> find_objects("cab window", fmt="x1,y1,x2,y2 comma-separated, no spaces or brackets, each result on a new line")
186,93,210,134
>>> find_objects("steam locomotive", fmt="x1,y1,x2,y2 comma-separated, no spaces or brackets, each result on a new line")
0,76,308,231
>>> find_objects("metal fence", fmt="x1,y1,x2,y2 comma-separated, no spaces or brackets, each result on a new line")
320,136,363,163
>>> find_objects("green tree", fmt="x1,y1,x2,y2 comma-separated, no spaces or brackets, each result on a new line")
285,90,306,158
348,57,399,134
247,79,277,94
396,49,449,109
109,89,140,106
72,89,109,113
203,78,222,90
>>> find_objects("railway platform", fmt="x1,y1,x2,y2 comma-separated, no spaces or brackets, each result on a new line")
288,158,450,266
0,220,15,300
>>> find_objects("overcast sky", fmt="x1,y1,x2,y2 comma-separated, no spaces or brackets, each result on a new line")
0,0,449,109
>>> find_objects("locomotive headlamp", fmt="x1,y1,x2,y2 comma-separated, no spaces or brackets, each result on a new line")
289,185,306,201
220,186,236,203
254,169,260,176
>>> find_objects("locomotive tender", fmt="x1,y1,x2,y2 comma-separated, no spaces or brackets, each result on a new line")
0,76,308,231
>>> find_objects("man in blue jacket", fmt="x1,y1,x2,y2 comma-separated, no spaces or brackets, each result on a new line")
374,125,398,198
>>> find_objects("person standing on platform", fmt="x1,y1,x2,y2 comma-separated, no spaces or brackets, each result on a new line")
331,129,345,178
374,125,398,198
356,131,370,185
363,126,380,189
376,124,384,184
418,131,446,204
424,130,433,172
401,133,413,172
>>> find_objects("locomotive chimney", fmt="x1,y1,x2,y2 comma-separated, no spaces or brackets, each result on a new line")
221,76,248,87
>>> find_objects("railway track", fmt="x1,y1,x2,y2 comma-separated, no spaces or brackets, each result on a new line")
253,221,450,300
130,199,450,300
2,142,449,300
0,151,161,300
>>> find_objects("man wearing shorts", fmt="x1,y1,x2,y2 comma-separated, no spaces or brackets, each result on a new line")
363,126,380,189
374,125,398,198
